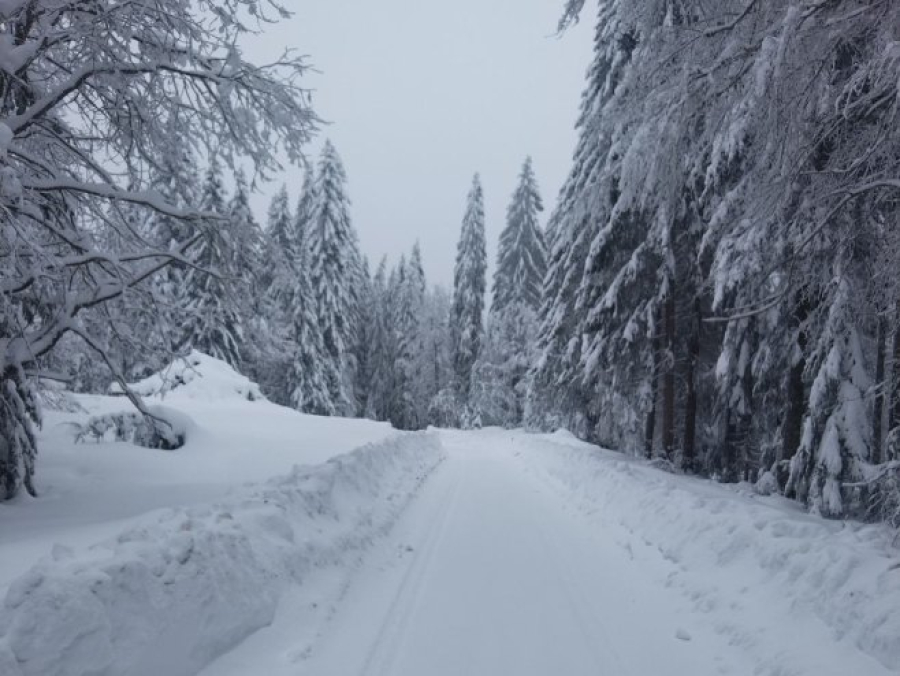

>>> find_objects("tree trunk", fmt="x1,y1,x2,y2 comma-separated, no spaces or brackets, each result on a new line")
781,296,809,460
873,314,887,465
682,298,700,472
644,395,657,460
645,306,661,459
662,292,676,459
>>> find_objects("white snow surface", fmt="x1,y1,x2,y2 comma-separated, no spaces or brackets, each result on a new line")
225,429,895,676
519,431,900,675
2,367,899,676
1,355,395,589
0,430,443,676
108,351,264,401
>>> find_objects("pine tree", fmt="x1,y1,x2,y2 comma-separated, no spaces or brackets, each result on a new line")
528,3,631,435
259,170,332,412
493,157,546,314
288,256,333,416
267,185,295,264
365,258,392,420
788,278,871,517
179,157,244,368
533,0,900,520
294,165,316,259
479,158,546,427
229,168,266,370
352,257,376,416
451,174,488,405
422,285,454,424
308,140,361,413
405,243,430,426
248,185,296,403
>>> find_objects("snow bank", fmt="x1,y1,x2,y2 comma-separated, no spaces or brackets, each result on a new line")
110,351,263,402
0,432,445,676
525,434,900,673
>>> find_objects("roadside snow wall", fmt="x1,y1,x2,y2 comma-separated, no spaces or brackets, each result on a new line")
524,433,900,673
0,431,444,676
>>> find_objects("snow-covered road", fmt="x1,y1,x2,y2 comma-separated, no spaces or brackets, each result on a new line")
302,430,738,675
203,429,896,676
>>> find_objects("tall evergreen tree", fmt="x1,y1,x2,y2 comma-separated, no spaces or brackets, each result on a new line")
451,174,488,404
288,254,333,416
308,140,361,413
405,242,431,426
267,185,295,261
365,258,392,420
530,0,900,521
527,3,631,435
179,157,244,368
228,168,265,297
352,257,376,416
492,157,546,314
294,164,316,263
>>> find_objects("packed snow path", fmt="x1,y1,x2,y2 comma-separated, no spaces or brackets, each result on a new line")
203,429,895,676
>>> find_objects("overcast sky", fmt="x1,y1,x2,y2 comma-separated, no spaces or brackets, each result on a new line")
244,1,594,289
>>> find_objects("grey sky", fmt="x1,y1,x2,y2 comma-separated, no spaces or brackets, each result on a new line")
245,2,593,289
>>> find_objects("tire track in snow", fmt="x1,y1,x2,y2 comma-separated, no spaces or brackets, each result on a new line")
357,445,468,676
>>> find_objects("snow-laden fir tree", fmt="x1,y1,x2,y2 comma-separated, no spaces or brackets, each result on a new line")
179,157,244,369
263,184,295,284
422,286,455,425
492,157,546,314
250,185,296,404
365,258,392,421
475,158,546,427
528,1,633,436
257,172,332,413
788,278,871,518
385,257,417,429
404,243,429,426
288,250,334,416
228,168,266,369
294,165,316,257
534,0,900,520
307,141,361,414
451,174,488,407
352,256,376,416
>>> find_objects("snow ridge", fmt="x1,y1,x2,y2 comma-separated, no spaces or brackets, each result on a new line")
0,432,445,676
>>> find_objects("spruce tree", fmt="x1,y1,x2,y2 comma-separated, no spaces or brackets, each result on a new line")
288,255,333,416
179,157,244,368
493,157,546,314
230,168,266,378
294,164,316,264
267,185,295,261
308,140,361,413
228,168,265,299
365,258,392,420
406,243,430,426
451,174,488,404
352,257,376,416
528,4,628,434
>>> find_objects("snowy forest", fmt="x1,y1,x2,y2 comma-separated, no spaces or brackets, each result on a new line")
3,0,900,533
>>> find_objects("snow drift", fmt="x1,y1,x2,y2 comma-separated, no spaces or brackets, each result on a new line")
109,351,263,402
0,432,445,676
524,433,900,673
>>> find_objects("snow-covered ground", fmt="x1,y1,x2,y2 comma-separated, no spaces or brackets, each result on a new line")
0,355,395,591
2,357,898,676
207,429,899,676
